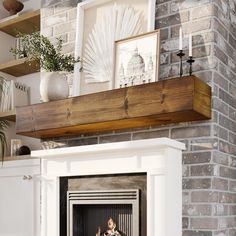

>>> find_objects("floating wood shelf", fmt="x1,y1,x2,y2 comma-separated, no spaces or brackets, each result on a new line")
0,110,16,121
0,58,39,76
0,10,40,36
3,155,31,162
16,76,212,139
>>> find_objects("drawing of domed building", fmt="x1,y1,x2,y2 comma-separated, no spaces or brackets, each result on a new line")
119,47,154,88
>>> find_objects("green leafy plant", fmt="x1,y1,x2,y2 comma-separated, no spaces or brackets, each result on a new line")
10,31,80,72
0,77,9,164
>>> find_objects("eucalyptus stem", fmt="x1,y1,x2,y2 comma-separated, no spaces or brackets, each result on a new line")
10,31,80,72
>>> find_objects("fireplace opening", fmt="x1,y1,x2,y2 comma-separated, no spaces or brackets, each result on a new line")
68,190,139,236
60,173,147,236
73,204,132,236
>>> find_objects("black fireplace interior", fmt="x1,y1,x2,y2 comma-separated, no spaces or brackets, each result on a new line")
60,173,147,236
73,204,132,236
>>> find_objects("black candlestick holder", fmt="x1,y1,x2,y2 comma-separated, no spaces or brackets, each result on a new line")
187,56,195,76
177,50,185,77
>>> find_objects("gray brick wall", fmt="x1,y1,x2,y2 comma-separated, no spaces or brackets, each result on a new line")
41,0,236,235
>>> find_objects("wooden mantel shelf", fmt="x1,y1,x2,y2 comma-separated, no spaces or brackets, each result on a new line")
16,76,211,139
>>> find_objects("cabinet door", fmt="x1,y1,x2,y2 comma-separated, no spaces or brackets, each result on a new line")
0,160,40,236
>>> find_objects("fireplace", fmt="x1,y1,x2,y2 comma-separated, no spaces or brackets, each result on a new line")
32,138,184,236
60,173,147,236
67,190,139,236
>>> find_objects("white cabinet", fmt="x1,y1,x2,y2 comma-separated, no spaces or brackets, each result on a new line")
0,158,40,236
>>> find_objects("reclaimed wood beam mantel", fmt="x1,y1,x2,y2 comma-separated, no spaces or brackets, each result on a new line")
16,75,211,138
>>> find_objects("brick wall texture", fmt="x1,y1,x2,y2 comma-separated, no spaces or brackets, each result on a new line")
41,0,236,235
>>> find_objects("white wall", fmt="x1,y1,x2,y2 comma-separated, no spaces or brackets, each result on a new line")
0,0,41,64
21,0,41,13
0,0,9,19
5,122,41,156
4,72,42,156
16,72,41,105
0,32,15,63
0,72,42,155
0,0,42,155
0,51,42,155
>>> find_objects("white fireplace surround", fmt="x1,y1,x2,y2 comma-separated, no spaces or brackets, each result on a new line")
31,138,185,236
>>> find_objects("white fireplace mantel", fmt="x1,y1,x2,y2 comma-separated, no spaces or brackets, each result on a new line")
31,138,185,236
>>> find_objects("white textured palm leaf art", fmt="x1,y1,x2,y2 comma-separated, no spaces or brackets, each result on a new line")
83,4,142,83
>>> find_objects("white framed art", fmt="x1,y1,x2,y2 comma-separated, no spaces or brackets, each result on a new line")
114,30,160,88
72,0,156,96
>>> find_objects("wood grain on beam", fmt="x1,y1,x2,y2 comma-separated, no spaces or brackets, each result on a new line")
16,76,212,138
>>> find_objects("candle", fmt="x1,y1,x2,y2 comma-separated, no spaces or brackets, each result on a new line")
189,33,192,57
179,27,183,50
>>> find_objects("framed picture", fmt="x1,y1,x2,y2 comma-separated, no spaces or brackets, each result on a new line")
114,30,160,88
72,0,156,96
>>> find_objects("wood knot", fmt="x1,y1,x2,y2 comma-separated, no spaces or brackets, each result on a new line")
124,98,128,110
66,108,71,119
160,93,165,104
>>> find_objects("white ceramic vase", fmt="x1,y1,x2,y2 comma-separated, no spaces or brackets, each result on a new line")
40,72,69,102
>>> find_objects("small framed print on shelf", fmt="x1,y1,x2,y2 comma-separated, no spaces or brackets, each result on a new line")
114,30,160,89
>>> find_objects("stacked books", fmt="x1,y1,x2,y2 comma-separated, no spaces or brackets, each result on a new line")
0,79,30,112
